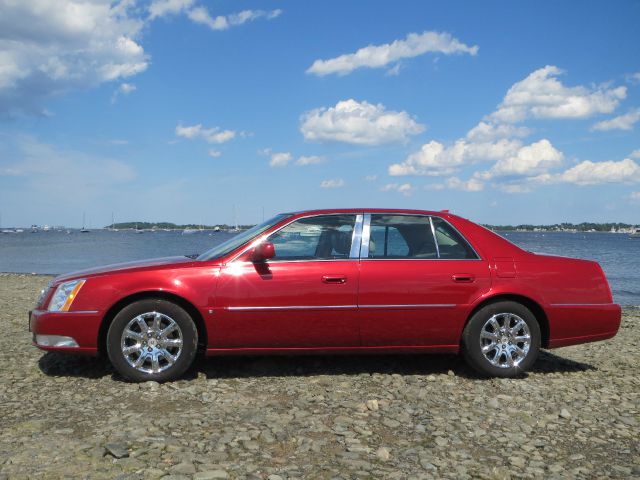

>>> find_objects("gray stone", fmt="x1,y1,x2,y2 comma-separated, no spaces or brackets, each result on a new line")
104,443,129,459
194,471,229,480
376,447,391,461
171,462,196,475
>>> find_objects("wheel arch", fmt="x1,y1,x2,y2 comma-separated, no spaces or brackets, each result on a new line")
98,291,208,356
465,294,550,348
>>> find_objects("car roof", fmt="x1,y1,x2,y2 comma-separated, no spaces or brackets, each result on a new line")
283,208,452,217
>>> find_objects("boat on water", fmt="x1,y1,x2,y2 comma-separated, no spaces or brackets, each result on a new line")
630,228,640,239
80,212,90,233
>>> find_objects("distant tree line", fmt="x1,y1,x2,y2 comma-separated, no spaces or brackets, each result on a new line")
483,222,635,232
107,221,636,232
106,222,254,230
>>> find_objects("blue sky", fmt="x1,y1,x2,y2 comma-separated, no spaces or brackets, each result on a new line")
1,0,639,228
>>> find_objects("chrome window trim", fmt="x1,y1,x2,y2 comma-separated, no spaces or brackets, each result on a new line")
429,216,441,258
349,214,364,259
227,212,361,264
360,213,481,261
360,213,372,258
230,258,359,266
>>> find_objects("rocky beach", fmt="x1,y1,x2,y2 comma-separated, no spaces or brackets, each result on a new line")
1,273,638,479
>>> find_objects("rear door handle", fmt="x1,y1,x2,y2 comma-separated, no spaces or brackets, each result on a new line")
322,275,347,284
452,274,475,283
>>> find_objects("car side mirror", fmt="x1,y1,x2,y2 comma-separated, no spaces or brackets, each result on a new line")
252,241,275,262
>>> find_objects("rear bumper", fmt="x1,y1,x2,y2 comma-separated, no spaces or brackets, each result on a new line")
546,303,622,348
29,309,101,355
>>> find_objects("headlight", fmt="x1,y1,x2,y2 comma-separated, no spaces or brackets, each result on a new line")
48,279,86,312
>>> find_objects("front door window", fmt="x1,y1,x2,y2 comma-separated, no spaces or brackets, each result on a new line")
267,214,356,261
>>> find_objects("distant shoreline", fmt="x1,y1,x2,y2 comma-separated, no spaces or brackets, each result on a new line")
3,221,638,234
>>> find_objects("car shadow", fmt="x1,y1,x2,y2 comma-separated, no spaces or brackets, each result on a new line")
37,349,596,382
38,351,115,379
192,349,596,381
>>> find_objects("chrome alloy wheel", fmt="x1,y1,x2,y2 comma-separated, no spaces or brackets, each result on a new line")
120,311,183,374
479,313,531,368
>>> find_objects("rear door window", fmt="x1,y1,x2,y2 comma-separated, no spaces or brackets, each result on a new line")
368,215,437,259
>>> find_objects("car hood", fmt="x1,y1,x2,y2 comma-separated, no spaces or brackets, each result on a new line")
54,256,197,283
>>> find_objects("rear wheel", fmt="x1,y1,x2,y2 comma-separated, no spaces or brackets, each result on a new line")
461,301,540,378
106,299,198,382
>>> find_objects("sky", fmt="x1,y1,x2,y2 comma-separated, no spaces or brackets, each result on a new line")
0,0,639,228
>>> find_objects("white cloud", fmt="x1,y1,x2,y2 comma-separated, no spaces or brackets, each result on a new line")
295,155,325,166
187,7,282,31
389,138,521,176
489,65,627,123
381,183,413,196
496,183,532,194
591,109,640,131
490,157,640,193
208,149,222,158
269,152,292,168
466,121,530,142
365,174,378,181
118,83,136,95
149,0,195,19
627,72,640,85
300,99,425,145
320,178,345,189
0,0,148,115
175,124,236,144
111,82,136,103
445,177,484,192
630,191,640,202
307,31,478,76
631,149,640,159
476,139,564,180
385,63,402,77
556,158,640,185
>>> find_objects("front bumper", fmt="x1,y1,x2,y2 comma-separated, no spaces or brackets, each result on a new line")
29,309,102,355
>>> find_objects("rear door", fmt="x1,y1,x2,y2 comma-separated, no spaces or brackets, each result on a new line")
358,214,491,347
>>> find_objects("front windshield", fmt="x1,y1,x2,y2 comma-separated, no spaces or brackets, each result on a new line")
197,214,292,261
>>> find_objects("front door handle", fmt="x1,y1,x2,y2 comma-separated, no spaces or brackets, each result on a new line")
322,275,347,284
452,274,475,283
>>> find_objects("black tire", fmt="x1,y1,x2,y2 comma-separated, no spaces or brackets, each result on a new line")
461,301,540,378
106,299,198,382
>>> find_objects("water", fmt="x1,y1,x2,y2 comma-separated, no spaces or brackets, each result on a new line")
0,230,638,306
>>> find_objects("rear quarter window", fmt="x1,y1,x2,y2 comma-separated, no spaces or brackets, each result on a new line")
431,217,478,260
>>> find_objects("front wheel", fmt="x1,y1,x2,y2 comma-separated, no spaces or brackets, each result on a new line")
461,301,541,378
106,299,198,382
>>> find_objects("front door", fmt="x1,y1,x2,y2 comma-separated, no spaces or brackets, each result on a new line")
358,214,491,347
211,214,362,348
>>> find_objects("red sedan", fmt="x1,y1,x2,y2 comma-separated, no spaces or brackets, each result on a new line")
29,209,621,381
